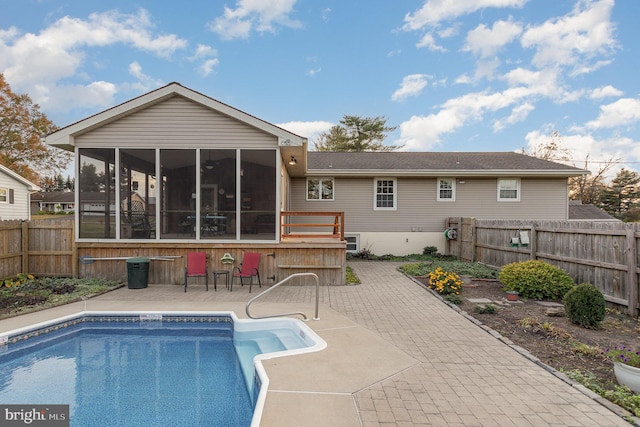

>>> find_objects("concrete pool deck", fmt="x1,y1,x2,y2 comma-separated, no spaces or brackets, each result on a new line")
0,261,634,426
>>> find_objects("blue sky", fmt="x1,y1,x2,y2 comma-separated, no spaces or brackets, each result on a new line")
1,0,639,178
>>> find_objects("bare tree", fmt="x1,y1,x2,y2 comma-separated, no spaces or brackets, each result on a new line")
524,131,621,205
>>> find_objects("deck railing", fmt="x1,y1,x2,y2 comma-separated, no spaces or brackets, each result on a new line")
280,211,344,240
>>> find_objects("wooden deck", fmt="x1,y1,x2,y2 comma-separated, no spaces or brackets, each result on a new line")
77,239,346,286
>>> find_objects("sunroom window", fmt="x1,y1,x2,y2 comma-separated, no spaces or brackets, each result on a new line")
77,148,277,241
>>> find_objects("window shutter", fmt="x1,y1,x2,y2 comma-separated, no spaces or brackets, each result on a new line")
9,189,14,204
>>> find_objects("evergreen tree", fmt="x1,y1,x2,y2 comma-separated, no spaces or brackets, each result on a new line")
313,115,400,152
599,168,640,220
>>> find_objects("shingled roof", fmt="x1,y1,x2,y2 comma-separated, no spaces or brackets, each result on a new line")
306,152,586,177
568,200,619,221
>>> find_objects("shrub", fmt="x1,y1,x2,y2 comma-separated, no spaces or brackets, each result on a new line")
444,294,462,305
427,267,463,295
422,246,438,256
474,304,497,314
563,283,605,328
498,260,574,300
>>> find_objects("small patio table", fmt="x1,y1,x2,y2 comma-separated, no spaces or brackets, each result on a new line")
212,270,229,291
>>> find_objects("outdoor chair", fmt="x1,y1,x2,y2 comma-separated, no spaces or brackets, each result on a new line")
184,252,209,292
231,252,261,292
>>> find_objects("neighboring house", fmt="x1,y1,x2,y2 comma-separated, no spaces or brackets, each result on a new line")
31,191,75,215
0,164,40,220
568,200,619,222
291,151,586,254
44,82,585,255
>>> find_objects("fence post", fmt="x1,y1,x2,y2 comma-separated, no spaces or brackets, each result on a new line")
71,220,78,278
470,217,476,262
444,218,451,256
21,220,29,273
454,217,461,260
626,224,638,318
529,223,537,260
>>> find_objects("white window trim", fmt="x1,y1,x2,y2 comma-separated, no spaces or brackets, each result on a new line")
0,187,7,203
306,177,334,201
345,234,360,253
437,178,456,202
497,178,520,202
373,177,397,210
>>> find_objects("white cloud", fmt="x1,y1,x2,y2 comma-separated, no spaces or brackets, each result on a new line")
416,33,446,51
403,0,529,31
396,80,554,150
30,81,118,115
321,8,331,22
0,9,186,112
276,120,333,142
209,0,302,40
397,109,464,151
589,85,623,99
189,44,220,76
128,62,164,91
521,0,616,72
493,102,534,131
463,19,522,58
586,98,640,129
392,74,429,102
524,129,636,181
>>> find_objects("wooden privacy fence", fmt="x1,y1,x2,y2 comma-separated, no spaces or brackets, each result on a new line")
0,218,346,286
445,218,640,317
0,218,76,278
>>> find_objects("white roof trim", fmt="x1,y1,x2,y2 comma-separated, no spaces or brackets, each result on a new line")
45,82,306,149
0,164,41,191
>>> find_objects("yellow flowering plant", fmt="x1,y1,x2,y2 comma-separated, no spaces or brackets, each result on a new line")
1,273,35,288
427,267,463,295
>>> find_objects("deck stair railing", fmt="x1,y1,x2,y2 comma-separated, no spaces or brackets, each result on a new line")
245,272,320,321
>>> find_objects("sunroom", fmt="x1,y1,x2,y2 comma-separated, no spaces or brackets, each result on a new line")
78,146,281,241
45,83,346,285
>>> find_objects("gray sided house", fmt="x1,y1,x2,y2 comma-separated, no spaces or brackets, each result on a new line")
31,191,75,215
0,164,40,220
290,152,586,255
43,81,585,280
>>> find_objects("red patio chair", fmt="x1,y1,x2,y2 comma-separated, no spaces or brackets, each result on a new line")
232,252,261,292
184,252,209,292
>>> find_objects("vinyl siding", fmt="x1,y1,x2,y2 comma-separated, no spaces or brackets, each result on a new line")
75,96,277,149
0,172,31,220
291,176,569,233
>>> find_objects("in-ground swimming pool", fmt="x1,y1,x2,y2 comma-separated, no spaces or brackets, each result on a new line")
0,311,326,427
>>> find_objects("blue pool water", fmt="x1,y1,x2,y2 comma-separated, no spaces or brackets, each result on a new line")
0,313,325,427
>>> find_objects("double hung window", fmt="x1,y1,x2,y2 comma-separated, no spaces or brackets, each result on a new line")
374,178,396,210
437,178,455,201
498,178,520,201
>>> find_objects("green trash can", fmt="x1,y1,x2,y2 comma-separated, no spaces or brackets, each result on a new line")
127,257,150,289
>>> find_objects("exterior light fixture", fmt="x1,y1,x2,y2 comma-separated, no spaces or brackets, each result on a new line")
288,156,297,166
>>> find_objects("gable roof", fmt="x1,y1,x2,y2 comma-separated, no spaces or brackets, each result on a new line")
45,82,306,151
0,164,40,191
306,152,587,177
